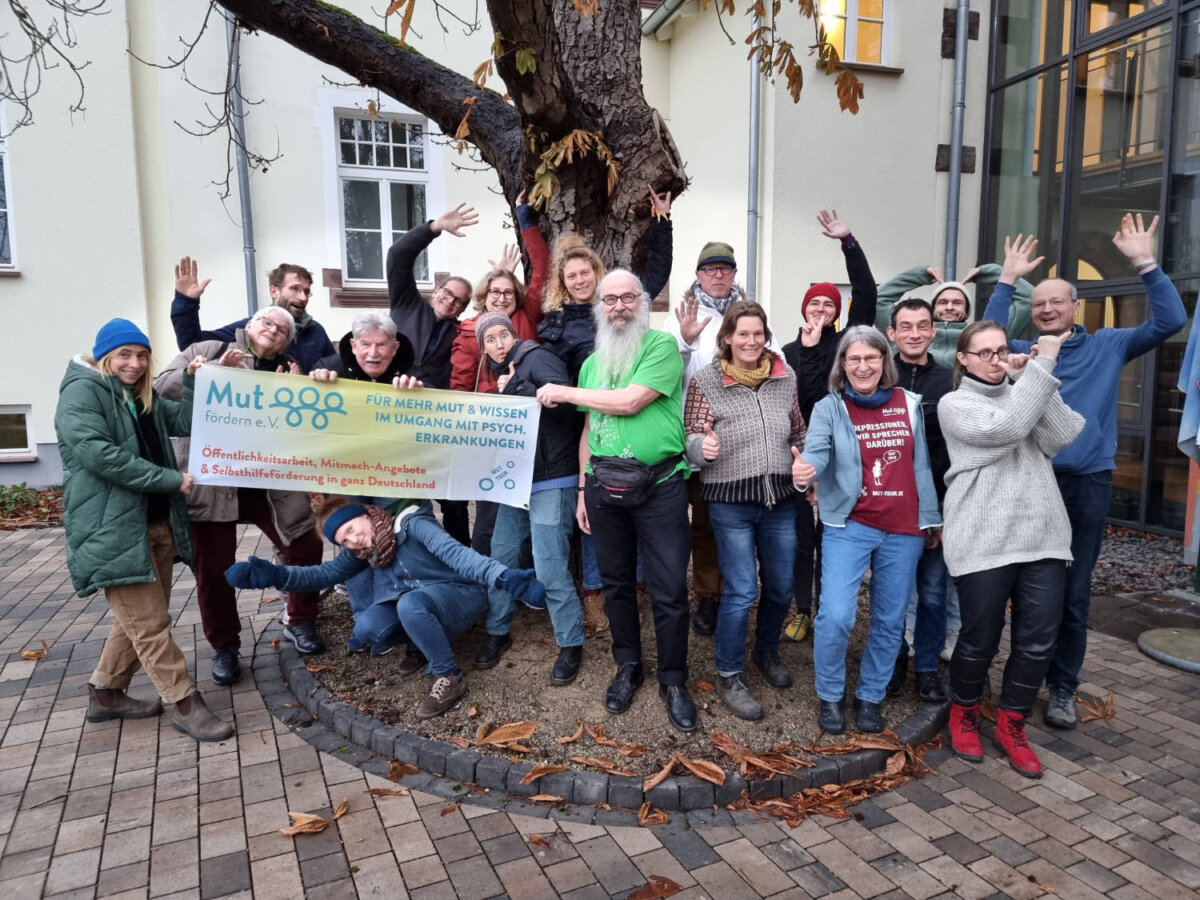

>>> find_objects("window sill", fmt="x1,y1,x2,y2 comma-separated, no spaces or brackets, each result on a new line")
323,267,442,308
0,453,37,463
0,268,21,278
838,61,904,75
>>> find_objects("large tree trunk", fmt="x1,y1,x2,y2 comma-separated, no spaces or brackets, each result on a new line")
215,0,686,272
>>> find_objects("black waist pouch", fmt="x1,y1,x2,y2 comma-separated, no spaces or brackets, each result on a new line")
588,454,681,507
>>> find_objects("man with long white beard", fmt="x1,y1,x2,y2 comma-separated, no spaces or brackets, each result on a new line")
536,270,696,732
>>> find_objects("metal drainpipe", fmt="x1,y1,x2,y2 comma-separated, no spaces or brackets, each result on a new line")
226,13,258,314
943,0,970,281
746,14,762,300
641,0,689,37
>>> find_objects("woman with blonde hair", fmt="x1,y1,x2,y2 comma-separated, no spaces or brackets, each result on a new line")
55,318,233,742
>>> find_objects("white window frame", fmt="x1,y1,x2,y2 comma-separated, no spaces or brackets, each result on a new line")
315,88,447,288
0,110,16,271
819,0,895,67
0,405,36,462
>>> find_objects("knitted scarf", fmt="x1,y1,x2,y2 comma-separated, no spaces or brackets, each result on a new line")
842,385,894,408
693,283,742,316
720,355,770,388
353,504,397,568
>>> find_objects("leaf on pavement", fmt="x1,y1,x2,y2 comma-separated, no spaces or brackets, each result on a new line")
272,637,281,649
643,758,677,792
529,794,564,803
1078,692,1115,723
528,833,550,848
449,736,472,748
557,721,585,745
478,721,537,746
305,664,336,673
258,595,281,605
693,680,716,693
19,639,49,661
332,798,349,820
585,723,618,747
673,752,726,787
521,765,568,785
885,751,906,777
280,811,330,836
569,756,636,778
365,787,409,797
388,760,419,782
628,875,683,899
441,799,463,816
637,801,669,827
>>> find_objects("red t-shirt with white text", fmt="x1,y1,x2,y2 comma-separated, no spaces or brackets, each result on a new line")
843,389,921,535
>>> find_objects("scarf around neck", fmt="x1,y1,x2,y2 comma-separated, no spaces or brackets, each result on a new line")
720,355,770,388
842,385,894,408
354,504,397,568
693,283,742,316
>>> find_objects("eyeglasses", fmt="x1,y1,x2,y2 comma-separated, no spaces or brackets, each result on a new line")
257,319,289,335
963,348,1010,362
487,288,516,299
600,292,640,308
844,354,883,367
439,288,470,306
698,264,734,276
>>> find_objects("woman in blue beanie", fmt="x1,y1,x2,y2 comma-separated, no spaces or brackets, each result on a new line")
54,318,233,741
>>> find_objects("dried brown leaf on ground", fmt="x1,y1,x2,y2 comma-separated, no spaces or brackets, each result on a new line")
693,681,716,693
637,801,670,827
980,698,998,723
557,721,585,745
643,757,677,792
474,718,492,744
616,741,653,758
528,794,565,803
467,704,480,719
441,799,463,816
282,702,299,708
272,637,281,649
332,798,349,820
18,639,49,661
388,760,419,782
365,787,409,797
280,811,330,836
449,736,472,748
569,756,637,778
306,664,337,673
1037,886,1060,895
673,751,726,786
259,595,281,605
520,765,568,785
885,751,906,777
1078,692,1116,723
628,875,683,899
585,723,618,747
713,730,812,778
477,721,537,745
528,833,550,848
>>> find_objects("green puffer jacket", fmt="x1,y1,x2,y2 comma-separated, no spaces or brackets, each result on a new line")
55,356,194,596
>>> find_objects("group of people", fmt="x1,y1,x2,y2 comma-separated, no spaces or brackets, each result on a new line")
58,193,1184,783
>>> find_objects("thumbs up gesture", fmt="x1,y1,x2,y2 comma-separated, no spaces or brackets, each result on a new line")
497,362,516,393
701,422,721,461
792,446,816,488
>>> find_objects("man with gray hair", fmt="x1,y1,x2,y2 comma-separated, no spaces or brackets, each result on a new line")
310,311,415,384
535,270,696,732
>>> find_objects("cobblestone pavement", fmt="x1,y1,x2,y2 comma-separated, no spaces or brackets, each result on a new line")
2,525,1199,899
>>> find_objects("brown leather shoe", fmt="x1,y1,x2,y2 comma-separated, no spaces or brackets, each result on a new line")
87,685,162,722
582,590,609,636
171,693,234,742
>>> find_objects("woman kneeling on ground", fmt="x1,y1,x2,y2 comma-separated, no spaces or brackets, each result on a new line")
683,300,807,720
939,322,1082,778
791,325,942,735
224,495,548,719
56,319,233,742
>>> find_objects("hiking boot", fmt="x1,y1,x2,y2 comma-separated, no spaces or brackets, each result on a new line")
1044,686,1077,729
886,654,908,697
717,673,764,721
86,685,162,722
854,698,885,733
582,590,609,636
692,597,718,636
949,702,983,762
783,612,813,642
416,673,468,719
751,648,793,688
211,648,241,686
474,633,512,670
551,646,583,686
171,693,234,742
818,696,845,734
659,684,697,732
284,621,325,654
994,709,1042,778
916,670,947,703
940,629,959,662
605,662,643,714
397,646,427,676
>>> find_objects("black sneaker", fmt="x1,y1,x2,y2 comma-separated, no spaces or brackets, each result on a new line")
916,670,947,703
283,621,325,655
692,597,718,636
397,646,427,676
474,633,512,670
551,646,583,686
751,648,793,688
211,648,241,686
886,655,908,697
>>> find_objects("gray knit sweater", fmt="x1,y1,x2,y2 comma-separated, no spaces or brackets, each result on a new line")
938,358,1083,577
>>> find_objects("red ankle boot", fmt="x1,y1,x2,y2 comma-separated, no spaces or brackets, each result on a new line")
949,702,983,762
994,709,1042,778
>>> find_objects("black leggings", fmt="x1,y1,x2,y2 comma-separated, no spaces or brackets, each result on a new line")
950,560,1066,716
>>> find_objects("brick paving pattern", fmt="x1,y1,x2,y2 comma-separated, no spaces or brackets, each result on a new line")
1,525,1198,898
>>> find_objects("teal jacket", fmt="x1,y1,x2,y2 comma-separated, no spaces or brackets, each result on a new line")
875,264,1034,367
55,356,194,596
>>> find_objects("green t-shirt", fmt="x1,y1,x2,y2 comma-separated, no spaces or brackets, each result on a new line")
578,330,689,479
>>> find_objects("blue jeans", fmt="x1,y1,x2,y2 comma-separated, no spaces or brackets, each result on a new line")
1045,471,1112,694
814,520,924,704
357,582,487,677
709,501,796,675
487,488,585,648
899,544,948,672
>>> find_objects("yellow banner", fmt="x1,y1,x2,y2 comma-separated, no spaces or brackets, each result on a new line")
189,367,542,507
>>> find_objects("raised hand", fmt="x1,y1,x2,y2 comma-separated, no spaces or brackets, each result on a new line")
432,203,480,237
648,185,672,221
926,266,945,284
276,361,301,375
175,256,211,299
1002,352,1032,376
310,369,339,383
674,295,712,344
800,311,828,347
961,265,981,284
489,243,520,273
701,423,720,461
515,189,528,207
497,362,516,393
186,355,209,376
817,209,851,240
1112,212,1159,266
392,374,424,390
1000,234,1044,284
217,347,251,368
792,446,816,487
1031,332,1063,362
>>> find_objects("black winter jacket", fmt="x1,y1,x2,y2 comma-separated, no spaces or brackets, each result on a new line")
314,331,415,383
893,354,953,505
495,341,579,483
387,223,456,388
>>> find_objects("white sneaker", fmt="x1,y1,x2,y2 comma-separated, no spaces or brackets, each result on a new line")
903,629,915,656
940,630,959,663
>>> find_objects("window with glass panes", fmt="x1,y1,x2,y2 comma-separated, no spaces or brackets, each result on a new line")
818,0,890,65
0,143,12,267
337,115,428,282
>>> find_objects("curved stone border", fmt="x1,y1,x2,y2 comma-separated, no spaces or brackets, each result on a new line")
254,615,949,816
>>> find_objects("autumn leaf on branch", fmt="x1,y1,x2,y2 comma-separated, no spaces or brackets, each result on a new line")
835,69,864,114
384,0,417,46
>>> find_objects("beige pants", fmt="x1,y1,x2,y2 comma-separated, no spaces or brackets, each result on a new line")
92,521,196,704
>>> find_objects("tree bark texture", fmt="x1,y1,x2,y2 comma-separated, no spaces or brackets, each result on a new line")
214,0,686,273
